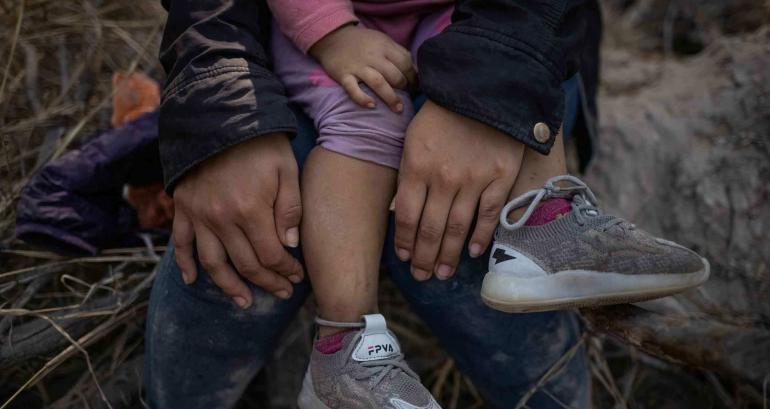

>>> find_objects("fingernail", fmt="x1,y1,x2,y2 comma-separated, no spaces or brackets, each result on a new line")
367,102,375,109
395,102,403,112
181,271,192,285
288,274,302,284
275,290,290,299
413,267,431,281
286,227,299,248
469,243,482,258
436,264,453,280
396,248,410,261
234,296,249,309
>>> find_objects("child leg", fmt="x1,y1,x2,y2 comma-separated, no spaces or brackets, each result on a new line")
271,24,414,336
300,147,396,336
300,92,411,336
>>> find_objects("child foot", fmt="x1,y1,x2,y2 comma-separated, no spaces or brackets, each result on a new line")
298,314,441,409
481,175,709,313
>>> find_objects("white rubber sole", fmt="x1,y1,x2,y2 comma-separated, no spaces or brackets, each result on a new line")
297,370,331,409
480,258,710,313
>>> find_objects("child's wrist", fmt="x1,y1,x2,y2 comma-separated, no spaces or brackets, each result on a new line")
309,23,357,60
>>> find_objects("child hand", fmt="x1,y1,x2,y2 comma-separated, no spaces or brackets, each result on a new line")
309,24,417,113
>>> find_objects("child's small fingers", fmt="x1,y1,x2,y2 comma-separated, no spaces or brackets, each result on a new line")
340,74,375,108
360,67,402,112
373,60,408,90
402,64,418,89
386,49,417,88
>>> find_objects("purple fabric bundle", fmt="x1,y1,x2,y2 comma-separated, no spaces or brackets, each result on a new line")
15,109,165,255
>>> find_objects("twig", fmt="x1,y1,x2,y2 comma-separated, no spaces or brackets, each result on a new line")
431,358,454,399
541,388,577,409
514,333,587,409
463,376,483,408
55,34,69,100
0,262,65,283
704,371,735,408
0,302,145,409
0,0,25,105
0,246,166,259
448,368,460,409
0,255,158,281
0,274,50,338
588,337,628,409
21,40,42,116
0,311,118,409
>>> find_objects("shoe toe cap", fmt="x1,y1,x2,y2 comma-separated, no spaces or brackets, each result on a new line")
653,237,708,275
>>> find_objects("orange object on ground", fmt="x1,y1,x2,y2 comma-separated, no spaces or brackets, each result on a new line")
111,71,173,229
111,72,161,128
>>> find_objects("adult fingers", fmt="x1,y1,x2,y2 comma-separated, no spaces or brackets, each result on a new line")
172,210,197,284
434,189,478,280
385,48,417,88
372,59,408,91
468,178,511,258
359,66,402,112
340,74,375,109
243,212,305,285
274,164,302,249
411,187,455,281
393,178,427,263
195,224,253,308
217,224,294,299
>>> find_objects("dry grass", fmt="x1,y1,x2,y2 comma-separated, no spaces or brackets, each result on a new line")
0,0,164,234
0,1,164,408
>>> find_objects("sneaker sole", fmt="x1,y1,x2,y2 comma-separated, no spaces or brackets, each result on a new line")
480,258,710,313
297,370,332,409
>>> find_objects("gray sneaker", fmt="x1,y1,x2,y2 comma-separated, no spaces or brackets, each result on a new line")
297,314,441,409
481,175,710,313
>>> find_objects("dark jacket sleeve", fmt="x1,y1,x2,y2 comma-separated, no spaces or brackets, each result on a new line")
417,0,588,154
158,0,296,192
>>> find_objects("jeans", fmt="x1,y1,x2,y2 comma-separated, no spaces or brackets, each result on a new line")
144,85,588,409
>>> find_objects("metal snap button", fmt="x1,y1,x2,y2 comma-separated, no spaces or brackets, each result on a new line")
533,122,550,143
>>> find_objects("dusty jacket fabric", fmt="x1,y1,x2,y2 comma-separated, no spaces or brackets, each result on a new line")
158,0,601,192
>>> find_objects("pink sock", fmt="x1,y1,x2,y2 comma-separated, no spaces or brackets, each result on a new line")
525,198,572,226
315,330,353,354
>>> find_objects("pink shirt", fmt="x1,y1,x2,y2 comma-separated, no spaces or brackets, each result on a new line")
267,0,452,53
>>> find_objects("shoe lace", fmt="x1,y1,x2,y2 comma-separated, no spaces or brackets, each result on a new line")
500,175,601,231
342,333,419,389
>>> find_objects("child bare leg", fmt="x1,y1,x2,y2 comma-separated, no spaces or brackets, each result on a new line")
297,140,443,409
300,147,396,337
270,16,443,409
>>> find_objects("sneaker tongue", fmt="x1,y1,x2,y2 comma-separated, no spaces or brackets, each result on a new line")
352,314,401,362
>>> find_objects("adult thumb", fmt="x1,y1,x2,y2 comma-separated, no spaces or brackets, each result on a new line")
274,167,302,248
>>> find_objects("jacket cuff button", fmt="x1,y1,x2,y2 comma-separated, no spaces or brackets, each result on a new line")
533,122,550,143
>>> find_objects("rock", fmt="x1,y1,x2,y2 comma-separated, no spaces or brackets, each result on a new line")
581,26,770,384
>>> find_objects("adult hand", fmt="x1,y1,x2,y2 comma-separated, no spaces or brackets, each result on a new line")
394,101,526,281
172,133,305,308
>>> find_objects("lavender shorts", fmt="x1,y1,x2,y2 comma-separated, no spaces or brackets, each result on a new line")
270,8,453,169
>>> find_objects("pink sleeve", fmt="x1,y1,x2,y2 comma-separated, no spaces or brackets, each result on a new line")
267,0,359,53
